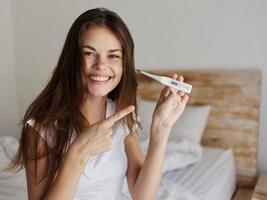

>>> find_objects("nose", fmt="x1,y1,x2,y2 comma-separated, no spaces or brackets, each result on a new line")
93,55,108,70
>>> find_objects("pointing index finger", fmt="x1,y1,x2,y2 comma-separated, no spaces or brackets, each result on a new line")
102,105,135,127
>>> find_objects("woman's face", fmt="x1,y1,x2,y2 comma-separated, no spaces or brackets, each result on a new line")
81,26,123,97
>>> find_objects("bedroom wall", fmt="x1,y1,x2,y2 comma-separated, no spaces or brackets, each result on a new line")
0,0,20,137
10,0,267,173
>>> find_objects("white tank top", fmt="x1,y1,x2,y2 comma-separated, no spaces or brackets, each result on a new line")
26,99,130,200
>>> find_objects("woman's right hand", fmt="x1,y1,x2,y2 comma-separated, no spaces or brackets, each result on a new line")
67,105,135,164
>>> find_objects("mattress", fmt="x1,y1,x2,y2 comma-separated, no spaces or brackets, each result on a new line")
121,147,236,200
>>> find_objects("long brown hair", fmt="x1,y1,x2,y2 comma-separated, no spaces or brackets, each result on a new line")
7,8,138,185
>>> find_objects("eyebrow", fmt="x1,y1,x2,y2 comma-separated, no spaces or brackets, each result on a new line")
81,45,122,53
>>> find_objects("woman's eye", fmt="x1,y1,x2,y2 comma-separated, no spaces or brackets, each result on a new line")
109,55,120,59
84,52,95,57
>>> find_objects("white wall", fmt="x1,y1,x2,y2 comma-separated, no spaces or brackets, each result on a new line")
0,0,19,137
11,0,267,173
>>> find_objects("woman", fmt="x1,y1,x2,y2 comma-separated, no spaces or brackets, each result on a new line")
8,8,189,200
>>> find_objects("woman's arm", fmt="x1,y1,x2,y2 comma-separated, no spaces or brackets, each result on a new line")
26,106,134,200
25,127,88,200
41,147,87,200
125,74,189,200
125,128,169,200
25,135,54,200
124,133,144,194
26,151,86,200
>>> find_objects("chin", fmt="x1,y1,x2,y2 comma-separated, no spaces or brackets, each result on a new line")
88,89,110,97
87,83,119,97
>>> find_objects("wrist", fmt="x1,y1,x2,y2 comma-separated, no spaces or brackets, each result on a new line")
66,145,89,168
151,120,172,136
150,122,171,145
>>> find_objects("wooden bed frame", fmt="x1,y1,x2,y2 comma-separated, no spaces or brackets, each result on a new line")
136,69,261,198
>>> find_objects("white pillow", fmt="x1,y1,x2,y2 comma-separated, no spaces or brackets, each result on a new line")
0,136,19,169
137,99,211,144
0,147,10,169
0,136,28,200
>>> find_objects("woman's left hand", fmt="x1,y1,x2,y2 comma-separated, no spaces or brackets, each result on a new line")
151,73,189,137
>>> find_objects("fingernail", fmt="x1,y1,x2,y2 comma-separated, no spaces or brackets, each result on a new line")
129,105,135,111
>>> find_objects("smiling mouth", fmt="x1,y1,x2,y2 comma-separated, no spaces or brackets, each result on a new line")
88,75,112,83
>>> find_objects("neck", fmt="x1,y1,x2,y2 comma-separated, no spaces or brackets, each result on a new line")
80,95,107,124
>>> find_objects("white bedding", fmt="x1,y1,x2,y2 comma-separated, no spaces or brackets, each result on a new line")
140,138,203,173
0,136,27,200
121,147,236,200
163,147,236,200
0,136,236,200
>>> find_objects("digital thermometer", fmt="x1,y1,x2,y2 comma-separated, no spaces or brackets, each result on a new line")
137,69,192,94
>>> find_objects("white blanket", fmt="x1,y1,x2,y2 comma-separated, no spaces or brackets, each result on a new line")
140,138,203,173
120,177,198,200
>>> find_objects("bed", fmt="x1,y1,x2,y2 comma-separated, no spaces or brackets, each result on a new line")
0,69,261,200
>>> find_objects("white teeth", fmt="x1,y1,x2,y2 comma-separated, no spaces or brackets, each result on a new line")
90,76,109,81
